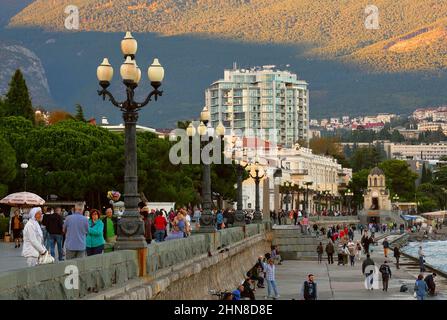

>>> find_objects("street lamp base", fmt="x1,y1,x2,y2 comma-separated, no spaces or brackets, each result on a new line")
196,209,216,233
114,215,147,250
233,210,246,227
252,211,263,224
115,236,148,250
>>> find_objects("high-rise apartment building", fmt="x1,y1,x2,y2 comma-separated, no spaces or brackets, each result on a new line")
205,66,309,147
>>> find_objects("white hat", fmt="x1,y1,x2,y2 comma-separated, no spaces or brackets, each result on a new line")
29,207,42,221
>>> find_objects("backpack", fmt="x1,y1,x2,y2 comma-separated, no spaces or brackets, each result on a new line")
400,284,408,292
379,265,390,276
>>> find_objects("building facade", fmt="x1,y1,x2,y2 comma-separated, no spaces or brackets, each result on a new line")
418,122,447,135
388,142,447,160
205,66,309,147
240,143,352,214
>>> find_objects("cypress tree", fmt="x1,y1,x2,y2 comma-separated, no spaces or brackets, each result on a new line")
3,70,34,122
75,104,86,122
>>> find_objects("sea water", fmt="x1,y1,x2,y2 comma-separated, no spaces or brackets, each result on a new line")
402,241,447,273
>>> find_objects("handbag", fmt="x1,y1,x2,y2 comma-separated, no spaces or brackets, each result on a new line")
38,251,55,265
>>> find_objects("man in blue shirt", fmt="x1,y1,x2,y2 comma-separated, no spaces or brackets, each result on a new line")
232,285,244,300
63,202,89,260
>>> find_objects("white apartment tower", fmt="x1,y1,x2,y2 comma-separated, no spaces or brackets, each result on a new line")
205,66,309,147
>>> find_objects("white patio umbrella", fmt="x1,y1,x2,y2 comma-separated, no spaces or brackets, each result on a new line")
0,192,45,206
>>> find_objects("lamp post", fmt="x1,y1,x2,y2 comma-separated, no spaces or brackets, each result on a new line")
96,32,164,250
234,158,249,226
20,163,28,192
304,181,313,214
187,109,225,232
284,181,292,213
247,160,265,223
392,194,400,212
345,188,354,215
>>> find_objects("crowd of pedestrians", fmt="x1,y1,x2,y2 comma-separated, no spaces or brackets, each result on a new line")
17,201,217,267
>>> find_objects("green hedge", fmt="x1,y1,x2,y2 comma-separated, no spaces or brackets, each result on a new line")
0,217,9,238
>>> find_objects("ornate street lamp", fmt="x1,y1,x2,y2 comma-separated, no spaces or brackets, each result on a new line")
20,163,28,192
233,151,249,227
392,194,400,212
247,160,265,223
283,181,292,213
96,32,164,250
187,107,224,232
304,181,313,214
345,188,354,215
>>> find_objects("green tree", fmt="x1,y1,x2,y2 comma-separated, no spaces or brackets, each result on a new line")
309,136,350,168
0,136,17,198
390,130,405,143
379,160,418,201
0,117,239,209
348,168,370,210
434,165,447,186
1,70,34,122
420,163,433,184
416,183,445,212
350,147,382,172
74,104,86,122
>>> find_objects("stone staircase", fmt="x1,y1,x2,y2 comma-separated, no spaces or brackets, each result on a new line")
272,226,326,261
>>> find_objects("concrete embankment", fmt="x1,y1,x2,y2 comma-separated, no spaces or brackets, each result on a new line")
0,223,272,300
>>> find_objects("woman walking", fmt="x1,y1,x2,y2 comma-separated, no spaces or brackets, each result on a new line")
22,207,47,267
11,210,24,248
316,242,324,264
86,210,105,256
414,274,429,300
356,241,363,261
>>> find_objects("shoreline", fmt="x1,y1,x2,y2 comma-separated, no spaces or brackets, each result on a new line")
390,234,447,279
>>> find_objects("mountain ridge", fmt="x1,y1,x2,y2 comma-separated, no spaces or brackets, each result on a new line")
8,0,447,72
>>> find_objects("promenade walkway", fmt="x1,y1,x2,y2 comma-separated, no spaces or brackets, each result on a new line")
0,242,27,273
256,233,447,300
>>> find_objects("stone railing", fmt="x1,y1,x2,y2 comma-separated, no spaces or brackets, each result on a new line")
0,222,272,300
0,250,139,300
87,222,271,300
145,223,267,278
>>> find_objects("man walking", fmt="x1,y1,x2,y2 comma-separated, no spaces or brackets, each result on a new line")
265,258,280,299
362,254,376,290
293,210,298,226
418,245,426,272
300,274,318,300
383,237,390,258
379,260,392,292
393,245,401,269
325,240,335,264
63,202,89,260
317,242,324,264
43,207,64,261
424,273,437,296
348,240,356,266
102,208,118,248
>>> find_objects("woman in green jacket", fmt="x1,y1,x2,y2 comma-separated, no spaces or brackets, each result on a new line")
86,209,105,256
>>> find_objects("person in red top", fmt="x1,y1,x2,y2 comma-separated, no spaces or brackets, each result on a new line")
339,229,345,239
332,232,338,242
154,211,167,242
